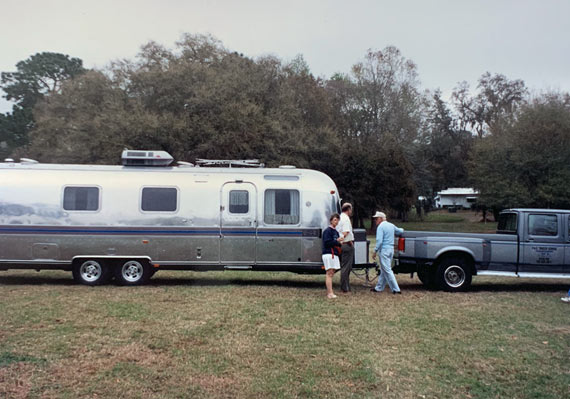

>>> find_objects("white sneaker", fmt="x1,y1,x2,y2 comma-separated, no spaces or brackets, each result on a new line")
561,297,570,303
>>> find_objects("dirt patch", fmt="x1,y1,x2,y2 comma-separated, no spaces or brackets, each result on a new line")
36,342,174,397
191,375,242,397
0,363,34,399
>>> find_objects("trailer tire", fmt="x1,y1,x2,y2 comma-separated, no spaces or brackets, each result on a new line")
72,259,110,286
115,259,151,286
436,256,472,292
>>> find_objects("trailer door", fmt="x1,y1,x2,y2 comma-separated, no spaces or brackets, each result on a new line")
257,189,302,264
220,182,257,264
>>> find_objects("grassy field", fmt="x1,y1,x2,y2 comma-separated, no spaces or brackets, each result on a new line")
398,210,498,234
362,209,498,234
0,271,569,398
1,211,568,398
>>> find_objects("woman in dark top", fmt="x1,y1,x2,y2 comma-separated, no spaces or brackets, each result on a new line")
322,213,343,298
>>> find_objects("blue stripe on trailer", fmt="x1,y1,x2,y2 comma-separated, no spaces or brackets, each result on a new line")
0,226,305,236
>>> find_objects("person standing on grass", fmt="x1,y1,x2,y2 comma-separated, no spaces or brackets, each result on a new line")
370,211,404,294
336,203,355,293
322,213,343,299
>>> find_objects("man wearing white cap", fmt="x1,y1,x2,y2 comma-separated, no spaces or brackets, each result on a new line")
371,211,404,294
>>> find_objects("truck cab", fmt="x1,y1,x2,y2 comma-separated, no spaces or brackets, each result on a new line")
396,208,570,291
499,209,570,275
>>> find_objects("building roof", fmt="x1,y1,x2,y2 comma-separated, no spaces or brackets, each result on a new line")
437,188,479,196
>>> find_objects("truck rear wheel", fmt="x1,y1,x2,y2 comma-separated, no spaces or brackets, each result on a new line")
114,259,152,286
72,259,110,286
436,256,472,292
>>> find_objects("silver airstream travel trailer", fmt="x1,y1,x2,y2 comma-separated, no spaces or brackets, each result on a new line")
0,151,344,285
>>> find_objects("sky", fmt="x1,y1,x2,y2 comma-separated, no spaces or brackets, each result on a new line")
1,0,569,113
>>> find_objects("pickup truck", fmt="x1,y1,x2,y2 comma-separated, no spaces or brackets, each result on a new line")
394,208,570,291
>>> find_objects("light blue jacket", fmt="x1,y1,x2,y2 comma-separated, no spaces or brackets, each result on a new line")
374,221,404,252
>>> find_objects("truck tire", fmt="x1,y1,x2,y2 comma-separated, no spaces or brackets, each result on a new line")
114,259,151,286
417,266,437,289
72,259,110,286
436,256,472,292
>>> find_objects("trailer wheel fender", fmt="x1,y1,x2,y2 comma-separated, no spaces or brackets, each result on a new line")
435,253,473,292
72,259,111,286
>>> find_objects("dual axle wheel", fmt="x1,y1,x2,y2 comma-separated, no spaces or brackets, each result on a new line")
72,259,153,286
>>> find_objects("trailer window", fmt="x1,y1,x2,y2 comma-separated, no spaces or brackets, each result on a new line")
229,190,249,214
63,187,100,211
264,189,300,224
141,187,178,212
528,214,558,236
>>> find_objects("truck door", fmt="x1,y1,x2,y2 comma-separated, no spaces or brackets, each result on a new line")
220,182,257,265
520,213,565,274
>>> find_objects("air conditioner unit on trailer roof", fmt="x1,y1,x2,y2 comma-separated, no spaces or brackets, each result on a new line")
121,150,174,167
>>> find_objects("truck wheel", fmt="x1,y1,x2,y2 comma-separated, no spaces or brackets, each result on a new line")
115,259,151,286
72,259,110,286
417,267,437,289
436,256,472,292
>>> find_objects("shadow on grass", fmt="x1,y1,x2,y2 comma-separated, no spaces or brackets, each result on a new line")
0,274,75,286
0,272,326,289
470,281,568,293
0,272,567,293
150,276,325,289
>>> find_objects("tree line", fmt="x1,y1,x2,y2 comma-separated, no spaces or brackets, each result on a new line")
1,34,569,224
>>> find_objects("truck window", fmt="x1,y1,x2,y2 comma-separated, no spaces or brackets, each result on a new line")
229,190,249,214
141,187,178,212
497,213,517,233
528,214,558,236
63,186,100,211
264,189,300,224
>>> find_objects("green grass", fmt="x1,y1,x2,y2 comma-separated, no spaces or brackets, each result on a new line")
1,269,569,398
0,351,46,367
361,210,498,234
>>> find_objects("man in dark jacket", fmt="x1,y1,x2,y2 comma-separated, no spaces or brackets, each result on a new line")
336,203,354,293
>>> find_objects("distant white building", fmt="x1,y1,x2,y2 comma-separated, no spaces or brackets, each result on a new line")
435,188,479,209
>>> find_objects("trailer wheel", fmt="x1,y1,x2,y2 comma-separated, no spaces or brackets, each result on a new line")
436,256,472,292
72,259,110,286
115,259,151,286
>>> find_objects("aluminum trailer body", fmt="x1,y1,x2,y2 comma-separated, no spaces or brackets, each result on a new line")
0,157,342,285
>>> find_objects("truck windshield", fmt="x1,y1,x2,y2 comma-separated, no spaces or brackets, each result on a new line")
497,213,517,234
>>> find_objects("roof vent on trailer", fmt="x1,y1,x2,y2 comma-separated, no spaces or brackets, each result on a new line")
121,150,174,167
